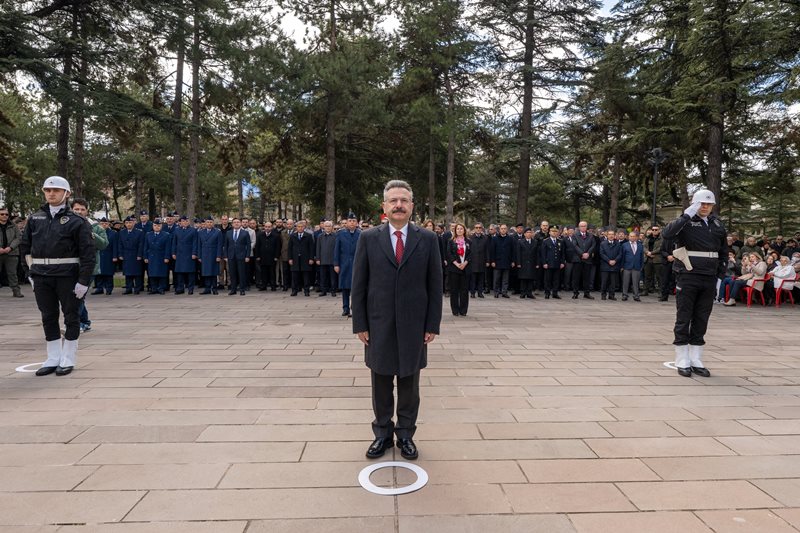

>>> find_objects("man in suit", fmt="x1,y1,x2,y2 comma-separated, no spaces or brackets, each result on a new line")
562,225,579,293
315,220,338,296
469,222,490,298
255,221,281,291
490,223,515,298
572,220,596,299
117,216,144,294
224,217,251,295
599,228,622,300
539,225,565,299
621,230,645,301
516,227,539,299
352,180,443,461
279,219,294,291
288,219,315,296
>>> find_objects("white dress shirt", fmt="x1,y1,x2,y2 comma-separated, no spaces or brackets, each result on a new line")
389,223,409,251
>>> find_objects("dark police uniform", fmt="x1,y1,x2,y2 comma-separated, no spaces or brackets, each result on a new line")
662,200,727,376
19,203,95,366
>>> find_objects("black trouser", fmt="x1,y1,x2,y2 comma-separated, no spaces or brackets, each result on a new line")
469,271,485,294
175,272,195,292
341,288,351,312
572,262,592,295
291,270,312,292
246,258,255,288
33,275,80,342
543,267,561,295
125,275,142,292
509,267,519,293
485,266,494,292
601,271,617,297
661,264,674,298
673,273,716,345
493,268,509,294
644,261,662,292
95,274,114,293
258,261,277,289
535,266,545,291
371,370,420,439
563,263,575,291
520,278,534,296
449,272,469,315
319,265,337,293
148,276,166,293
282,261,291,289
229,258,247,292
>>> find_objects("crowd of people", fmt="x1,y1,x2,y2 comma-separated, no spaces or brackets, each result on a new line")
3,203,800,325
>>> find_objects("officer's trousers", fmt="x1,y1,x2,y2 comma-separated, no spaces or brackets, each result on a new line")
33,275,80,342
673,273,716,345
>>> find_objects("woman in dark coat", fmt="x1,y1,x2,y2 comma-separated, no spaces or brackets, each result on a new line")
516,227,539,299
445,223,472,316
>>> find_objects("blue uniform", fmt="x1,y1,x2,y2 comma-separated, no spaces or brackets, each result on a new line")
117,228,144,292
333,228,361,313
172,226,198,293
134,221,153,233
144,231,171,290
198,227,223,291
95,228,118,294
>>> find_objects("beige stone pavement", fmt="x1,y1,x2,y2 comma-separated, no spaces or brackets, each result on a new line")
1,285,800,532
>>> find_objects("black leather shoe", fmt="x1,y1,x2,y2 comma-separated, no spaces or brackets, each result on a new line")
501,293,509,298
494,293,499,298
188,290,194,295
601,293,607,300
677,367,692,377
229,290,237,295
35,366,57,376
608,295,617,301
633,296,641,302
342,310,350,316
123,290,132,295
691,366,711,377
552,294,561,299
545,293,550,299
319,292,328,297
659,295,668,302
366,437,393,459
572,292,579,299
397,438,418,460
584,293,594,300
175,290,184,295
92,289,104,295
240,291,246,296
621,295,628,301
477,293,484,298
55,366,73,376
212,288,219,295
304,290,310,297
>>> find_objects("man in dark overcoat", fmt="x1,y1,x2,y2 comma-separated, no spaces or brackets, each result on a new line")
254,220,281,291
351,180,443,460
288,219,315,296
172,216,198,294
333,212,360,316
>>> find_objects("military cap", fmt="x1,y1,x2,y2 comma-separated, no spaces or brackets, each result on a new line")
124,215,136,222
153,218,162,224
179,215,188,221
346,211,357,220
139,209,148,215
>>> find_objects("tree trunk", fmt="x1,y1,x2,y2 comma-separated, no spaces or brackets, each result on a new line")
428,130,436,221
259,191,267,224
71,5,87,198
172,5,185,214
148,187,156,218
57,8,77,179
601,183,610,226
323,0,337,221
609,152,621,227
134,174,143,214
444,73,455,225
186,0,201,219
707,118,723,214
515,0,535,225
237,178,244,217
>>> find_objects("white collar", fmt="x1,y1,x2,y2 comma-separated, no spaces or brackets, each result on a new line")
389,223,409,237
49,203,66,216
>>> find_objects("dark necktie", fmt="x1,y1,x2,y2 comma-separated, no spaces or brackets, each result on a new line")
395,230,404,263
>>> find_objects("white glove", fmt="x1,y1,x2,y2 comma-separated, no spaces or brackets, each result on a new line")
73,283,89,299
684,202,700,218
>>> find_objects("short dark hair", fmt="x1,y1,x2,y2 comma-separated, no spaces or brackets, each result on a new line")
72,198,89,210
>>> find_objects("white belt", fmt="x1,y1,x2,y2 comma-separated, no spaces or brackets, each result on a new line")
686,251,718,258
31,258,80,265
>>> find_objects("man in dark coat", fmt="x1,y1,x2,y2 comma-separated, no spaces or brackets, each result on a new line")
490,223,515,298
315,220,338,296
334,212,361,316
288,219,315,296
516,227,539,299
572,220,596,299
223,217,251,295
143,219,171,294
539,225,565,299
352,180,443,461
562,225,579,293
94,218,117,295
171,216,198,294
469,222,490,298
254,220,281,291
117,216,144,294
599,229,622,300
197,217,223,294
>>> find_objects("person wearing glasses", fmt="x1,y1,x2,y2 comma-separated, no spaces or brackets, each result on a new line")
0,206,23,298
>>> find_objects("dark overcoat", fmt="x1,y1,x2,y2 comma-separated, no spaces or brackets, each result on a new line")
516,238,539,279
351,223,443,377
469,233,490,273
333,228,360,289
490,234,515,269
99,228,118,276
255,231,282,264
117,228,144,276
144,231,171,277
599,239,623,272
172,227,198,273
197,227,223,277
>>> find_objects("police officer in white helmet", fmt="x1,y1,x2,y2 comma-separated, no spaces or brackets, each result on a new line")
19,177,96,376
662,189,728,377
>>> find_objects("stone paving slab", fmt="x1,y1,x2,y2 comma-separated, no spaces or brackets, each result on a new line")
1,286,800,531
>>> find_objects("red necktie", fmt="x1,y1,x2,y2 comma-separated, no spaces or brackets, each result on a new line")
394,230,404,263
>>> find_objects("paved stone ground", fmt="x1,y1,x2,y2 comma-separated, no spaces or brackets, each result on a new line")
1,285,800,533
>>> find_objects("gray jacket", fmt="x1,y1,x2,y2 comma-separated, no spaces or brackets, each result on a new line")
315,231,337,265
0,222,21,256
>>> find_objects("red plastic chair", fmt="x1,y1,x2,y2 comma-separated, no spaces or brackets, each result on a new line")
775,274,798,308
741,277,768,308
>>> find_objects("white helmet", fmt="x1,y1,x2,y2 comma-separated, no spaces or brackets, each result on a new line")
42,176,71,192
691,189,716,205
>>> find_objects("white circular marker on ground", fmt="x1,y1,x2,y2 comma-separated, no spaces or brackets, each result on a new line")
16,362,45,373
358,461,428,496
663,361,678,370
